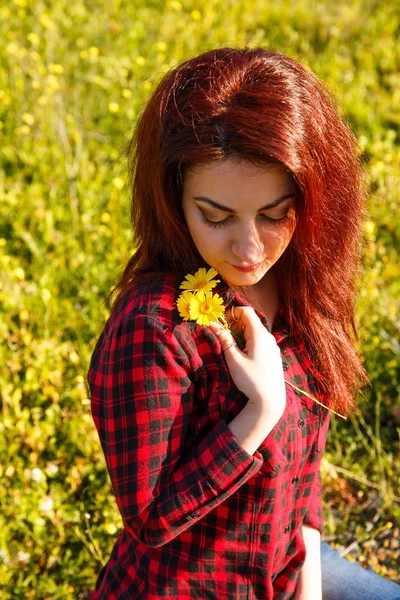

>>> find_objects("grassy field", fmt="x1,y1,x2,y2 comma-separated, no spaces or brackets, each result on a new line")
0,0,399,597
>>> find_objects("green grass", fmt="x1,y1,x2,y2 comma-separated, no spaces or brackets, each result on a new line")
0,0,399,597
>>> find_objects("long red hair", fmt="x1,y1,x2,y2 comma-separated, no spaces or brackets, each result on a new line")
107,47,370,415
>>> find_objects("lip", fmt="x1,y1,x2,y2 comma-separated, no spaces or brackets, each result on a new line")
231,262,261,272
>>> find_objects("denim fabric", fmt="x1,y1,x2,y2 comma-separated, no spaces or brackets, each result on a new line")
321,541,400,600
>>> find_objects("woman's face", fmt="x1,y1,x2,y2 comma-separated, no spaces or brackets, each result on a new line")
181,158,297,287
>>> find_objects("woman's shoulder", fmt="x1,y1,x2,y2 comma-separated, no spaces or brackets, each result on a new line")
88,271,219,378
111,272,180,327
100,271,207,347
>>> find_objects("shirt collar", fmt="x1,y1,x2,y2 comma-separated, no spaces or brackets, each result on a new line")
214,277,289,344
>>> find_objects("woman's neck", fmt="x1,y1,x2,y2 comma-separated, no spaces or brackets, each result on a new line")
239,270,280,329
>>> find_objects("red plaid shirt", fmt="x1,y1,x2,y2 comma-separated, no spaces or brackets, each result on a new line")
88,273,330,599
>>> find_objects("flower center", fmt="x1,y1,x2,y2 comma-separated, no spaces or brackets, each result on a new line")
194,281,207,290
200,302,211,314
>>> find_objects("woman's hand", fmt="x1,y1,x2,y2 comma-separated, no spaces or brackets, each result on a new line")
293,526,322,600
209,306,286,422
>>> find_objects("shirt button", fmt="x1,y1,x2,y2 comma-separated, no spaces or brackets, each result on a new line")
282,359,289,371
292,477,299,484
297,419,305,428
284,525,290,533
186,511,200,520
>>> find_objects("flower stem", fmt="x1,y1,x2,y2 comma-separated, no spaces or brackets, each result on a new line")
284,380,346,419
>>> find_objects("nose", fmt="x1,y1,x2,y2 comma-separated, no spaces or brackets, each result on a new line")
231,222,264,264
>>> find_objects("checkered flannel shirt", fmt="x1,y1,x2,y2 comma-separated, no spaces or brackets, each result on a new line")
87,273,331,599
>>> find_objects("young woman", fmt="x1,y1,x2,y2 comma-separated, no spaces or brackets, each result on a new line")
87,47,400,599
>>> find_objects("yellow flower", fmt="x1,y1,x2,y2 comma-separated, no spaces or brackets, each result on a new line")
176,291,193,321
112,177,124,190
179,267,220,294
175,270,346,420
108,102,120,113
189,290,225,326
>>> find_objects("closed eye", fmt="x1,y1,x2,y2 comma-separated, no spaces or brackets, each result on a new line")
199,212,292,229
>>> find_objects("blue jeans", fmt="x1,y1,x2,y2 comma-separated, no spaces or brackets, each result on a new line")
321,541,400,599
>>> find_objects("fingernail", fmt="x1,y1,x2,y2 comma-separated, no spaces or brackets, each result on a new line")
209,321,223,334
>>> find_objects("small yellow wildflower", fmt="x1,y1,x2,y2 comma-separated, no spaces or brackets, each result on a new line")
104,522,118,535
177,291,193,321
112,177,124,190
364,220,375,235
39,13,55,29
46,74,59,91
189,290,225,326
108,102,120,113
168,0,182,10
69,351,80,364
15,125,30,135
89,46,100,58
49,63,64,75
191,10,201,21
41,288,51,302
27,32,40,47
179,267,220,294
22,112,35,126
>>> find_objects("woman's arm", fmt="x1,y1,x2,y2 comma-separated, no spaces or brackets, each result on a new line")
294,406,329,598
88,314,266,548
293,525,322,600
294,410,330,599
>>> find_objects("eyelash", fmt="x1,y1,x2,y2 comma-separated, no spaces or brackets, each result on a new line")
199,213,291,229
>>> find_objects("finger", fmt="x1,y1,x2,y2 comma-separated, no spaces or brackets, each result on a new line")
229,306,265,345
208,322,243,355
228,307,240,324
227,309,244,335
222,341,238,353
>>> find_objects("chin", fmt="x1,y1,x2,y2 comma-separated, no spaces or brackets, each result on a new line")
221,269,268,287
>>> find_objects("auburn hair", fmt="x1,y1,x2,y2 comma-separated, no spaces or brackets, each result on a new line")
107,46,370,416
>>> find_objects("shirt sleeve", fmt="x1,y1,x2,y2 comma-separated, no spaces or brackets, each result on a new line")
89,313,264,547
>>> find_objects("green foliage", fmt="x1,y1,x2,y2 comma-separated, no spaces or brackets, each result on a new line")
0,0,399,596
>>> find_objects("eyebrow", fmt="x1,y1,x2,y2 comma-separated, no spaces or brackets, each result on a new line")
193,193,295,213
